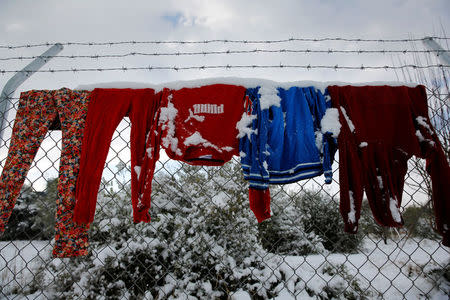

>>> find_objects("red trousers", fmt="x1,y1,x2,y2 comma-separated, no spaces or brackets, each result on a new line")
328,85,449,246
74,89,161,224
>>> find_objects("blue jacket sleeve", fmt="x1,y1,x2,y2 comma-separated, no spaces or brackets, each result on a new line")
309,87,337,184
239,87,269,190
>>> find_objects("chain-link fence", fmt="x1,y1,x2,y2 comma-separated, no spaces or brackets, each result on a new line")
0,38,449,299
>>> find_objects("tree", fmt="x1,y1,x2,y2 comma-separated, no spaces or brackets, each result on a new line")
1,178,58,241
1,184,40,240
31,178,58,240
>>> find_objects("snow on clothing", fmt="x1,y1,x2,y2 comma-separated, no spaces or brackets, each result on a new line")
328,85,450,246
74,88,161,225
0,88,91,257
158,84,247,165
239,86,337,222
137,84,247,221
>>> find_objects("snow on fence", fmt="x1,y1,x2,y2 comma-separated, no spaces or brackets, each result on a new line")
0,37,449,299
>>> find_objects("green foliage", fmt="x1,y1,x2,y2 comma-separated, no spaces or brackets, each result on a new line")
1,185,39,240
359,200,440,241
31,178,58,239
402,204,440,239
299,191,363,253
321,263,372,300
6,160,374,298
358,200,391,241
258,188,327,255
2,178,57,240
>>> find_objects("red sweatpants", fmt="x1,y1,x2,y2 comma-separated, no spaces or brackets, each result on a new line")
328,85,450,246
74,88,161,224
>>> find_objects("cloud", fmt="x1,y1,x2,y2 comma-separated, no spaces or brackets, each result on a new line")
5,23,25,32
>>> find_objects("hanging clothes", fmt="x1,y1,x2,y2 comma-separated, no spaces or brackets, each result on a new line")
239,86,337,222
158,84,247,165
327,85,450,246
73,88,162,225
0,88,91,257
136,84,247,221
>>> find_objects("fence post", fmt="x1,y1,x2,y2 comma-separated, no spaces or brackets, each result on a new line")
0,43,64,145
422,37,450,65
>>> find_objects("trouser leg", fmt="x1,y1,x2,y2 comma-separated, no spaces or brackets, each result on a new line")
0,90,57,234
53,89,91,257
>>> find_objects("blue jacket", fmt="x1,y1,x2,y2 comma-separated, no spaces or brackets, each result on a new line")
239,86,337,190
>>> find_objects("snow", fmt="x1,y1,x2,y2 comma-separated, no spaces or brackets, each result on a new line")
98,217,122,232
270,238,449,300
183,131,225,153
231,289,251,300
315,130,323,152
359,142,368,148
377,176,384,189
320,108,341,137
211,191,229,208
2,237,439,299
222,146,234,152
146,147,153,158
348,190,356,224
76,77,420,93
159,94,181,155
0,241,52,295
416,129,425,142
389,197,402,223
339,106,355,132
258,85,281,110
416,129,436,147
236,113,257,139
134,166,141,180
416,116,433,135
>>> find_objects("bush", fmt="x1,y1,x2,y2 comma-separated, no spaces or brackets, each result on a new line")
2,178,57,241
402,204,440,239
298,191,363,253
5,161,371,298
258,188,326,255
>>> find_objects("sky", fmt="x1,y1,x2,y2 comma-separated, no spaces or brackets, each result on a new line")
0,0,448,195
0,0,449,89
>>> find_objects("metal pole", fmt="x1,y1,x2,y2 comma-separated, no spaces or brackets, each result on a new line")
0,43,64,145
422,36,450,65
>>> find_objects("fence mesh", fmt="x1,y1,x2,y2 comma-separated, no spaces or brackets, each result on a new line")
0,37,449,299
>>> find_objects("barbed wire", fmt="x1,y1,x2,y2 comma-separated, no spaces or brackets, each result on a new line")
0,64,448,74
1,36,449,49
1,48,449,61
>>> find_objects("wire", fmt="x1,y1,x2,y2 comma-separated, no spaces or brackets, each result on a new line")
0,64,448,74
1,36,449,49
1,49,449,61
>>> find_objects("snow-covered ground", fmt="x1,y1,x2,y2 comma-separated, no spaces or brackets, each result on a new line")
1,238,448,299
264,238,450,299
0,240,52,296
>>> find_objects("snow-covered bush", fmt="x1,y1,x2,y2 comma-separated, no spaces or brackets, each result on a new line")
402,204,440,240
1,184,39,240
42,161,270,298
2,178,58,241
3,161,373,298
31,178,58,240
258,188,327,255
298,190,363,253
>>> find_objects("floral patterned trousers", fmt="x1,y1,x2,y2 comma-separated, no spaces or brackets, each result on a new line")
0,88,91,257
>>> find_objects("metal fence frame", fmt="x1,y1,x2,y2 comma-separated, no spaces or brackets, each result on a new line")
0,38,449,299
